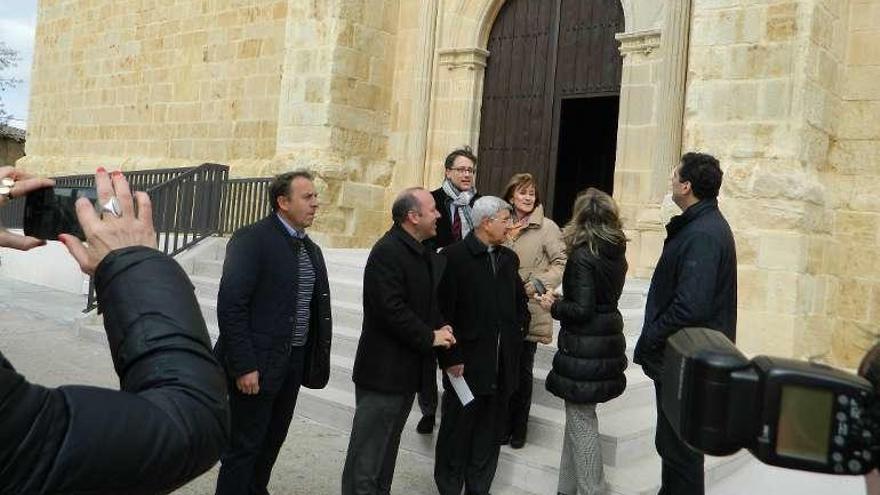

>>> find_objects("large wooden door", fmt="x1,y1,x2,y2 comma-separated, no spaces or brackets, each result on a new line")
476,0,624,219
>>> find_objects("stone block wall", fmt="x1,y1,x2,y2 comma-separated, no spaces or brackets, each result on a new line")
684,0,834,358
22,0,288,175
275,0,400,247
822,0,880,366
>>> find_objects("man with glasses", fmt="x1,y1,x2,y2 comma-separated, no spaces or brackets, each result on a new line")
433,196,529,495
419,146,483,434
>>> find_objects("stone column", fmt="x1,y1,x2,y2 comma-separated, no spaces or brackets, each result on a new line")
650,0,692,201
424,47,488,181
411,1,439,188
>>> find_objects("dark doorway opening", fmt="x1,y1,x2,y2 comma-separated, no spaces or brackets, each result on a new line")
552,96,620,223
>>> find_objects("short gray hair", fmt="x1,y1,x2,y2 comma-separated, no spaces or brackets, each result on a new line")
471,196,512,227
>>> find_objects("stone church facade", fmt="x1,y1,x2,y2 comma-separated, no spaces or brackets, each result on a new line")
19,0,880,367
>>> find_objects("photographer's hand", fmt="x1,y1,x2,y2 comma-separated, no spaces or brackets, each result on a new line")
59,168,157,275
0,166,55,251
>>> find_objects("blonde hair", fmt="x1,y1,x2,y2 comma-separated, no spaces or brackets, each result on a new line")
561,188,627,255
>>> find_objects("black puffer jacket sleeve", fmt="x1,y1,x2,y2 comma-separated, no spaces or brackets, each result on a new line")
0,246,229,495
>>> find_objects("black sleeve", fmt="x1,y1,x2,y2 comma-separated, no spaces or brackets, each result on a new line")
513,255,530,336
216,229,261,377
364,247,434,353
0,247,229,495
550,254,596,323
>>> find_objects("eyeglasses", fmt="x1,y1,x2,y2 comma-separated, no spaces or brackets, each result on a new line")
491,215,513,226
449,167,476,175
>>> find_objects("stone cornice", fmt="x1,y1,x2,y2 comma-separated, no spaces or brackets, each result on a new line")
437,47,490,71
615,29,662,58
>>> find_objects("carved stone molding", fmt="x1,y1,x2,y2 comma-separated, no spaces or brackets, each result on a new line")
615,29,662,58
437,47,490,71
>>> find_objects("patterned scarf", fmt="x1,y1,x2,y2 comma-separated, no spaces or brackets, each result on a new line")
441,179,476,238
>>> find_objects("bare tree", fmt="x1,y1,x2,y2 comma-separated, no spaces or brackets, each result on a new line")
0,41,22,125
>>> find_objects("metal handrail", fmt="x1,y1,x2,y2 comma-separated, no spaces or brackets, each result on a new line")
84,163,229,311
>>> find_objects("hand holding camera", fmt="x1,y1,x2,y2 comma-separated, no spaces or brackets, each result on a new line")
58,168,157,275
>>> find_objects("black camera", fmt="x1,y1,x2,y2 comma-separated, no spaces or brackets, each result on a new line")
662,327,879,475
23,186,97,241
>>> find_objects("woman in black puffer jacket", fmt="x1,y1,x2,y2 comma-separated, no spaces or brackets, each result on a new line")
537,187,628,495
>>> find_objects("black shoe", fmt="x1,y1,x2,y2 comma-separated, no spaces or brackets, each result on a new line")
499,434,510,445
416,414,435,434
509,436,525,449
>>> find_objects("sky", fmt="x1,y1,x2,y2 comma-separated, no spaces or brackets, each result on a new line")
1,0,38,129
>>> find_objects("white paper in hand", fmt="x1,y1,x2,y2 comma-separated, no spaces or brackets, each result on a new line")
446,371,475,406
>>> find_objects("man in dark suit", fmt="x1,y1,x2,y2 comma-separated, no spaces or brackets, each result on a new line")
214,170,333,495
634,152,737,495
434,196,529,495
341,187,457,494
420,146,482,433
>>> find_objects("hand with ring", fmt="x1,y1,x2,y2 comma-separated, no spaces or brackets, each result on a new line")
0,166,55,251
59,168,157,275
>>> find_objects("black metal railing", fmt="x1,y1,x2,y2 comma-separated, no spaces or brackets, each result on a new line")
83,163,229,311
219,178,272,235
53,167,196,191
148,163,228,256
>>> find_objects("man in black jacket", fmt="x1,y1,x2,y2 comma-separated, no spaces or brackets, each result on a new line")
634,152,737,495
214,171,332,495
1,167,229,494
341,187,457,494
435,196,529,495
420,146,482,433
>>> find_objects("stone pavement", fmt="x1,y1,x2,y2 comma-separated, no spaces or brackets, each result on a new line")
0,277,437,495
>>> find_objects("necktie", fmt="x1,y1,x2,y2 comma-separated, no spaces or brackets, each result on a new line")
451,206,462,241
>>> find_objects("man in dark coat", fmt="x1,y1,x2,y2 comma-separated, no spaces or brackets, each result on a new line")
1,167,228,494
634,152,737,495
434,196,529,495
419,146,483,433
214,171,333,495
341,187,457,494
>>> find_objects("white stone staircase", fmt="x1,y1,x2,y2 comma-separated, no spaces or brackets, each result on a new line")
79,237,749,494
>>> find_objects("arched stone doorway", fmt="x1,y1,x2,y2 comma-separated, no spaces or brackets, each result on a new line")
476,0,625,223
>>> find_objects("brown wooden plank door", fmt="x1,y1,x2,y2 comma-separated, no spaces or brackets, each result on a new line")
476,0,557,199
476,0,625,223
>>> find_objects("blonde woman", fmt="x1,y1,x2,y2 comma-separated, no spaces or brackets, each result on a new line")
538,188,628,495
502,173,566,448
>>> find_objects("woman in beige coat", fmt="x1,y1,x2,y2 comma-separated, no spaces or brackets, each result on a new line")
502,173,567,448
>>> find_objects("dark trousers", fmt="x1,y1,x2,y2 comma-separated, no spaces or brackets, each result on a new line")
507,341,537,440
215,347,305,495
341,387,416,495
654,382,704,495
434,391,503,495
418,370,438,417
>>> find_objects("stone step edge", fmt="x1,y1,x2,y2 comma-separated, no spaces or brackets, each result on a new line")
297,385,749,495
